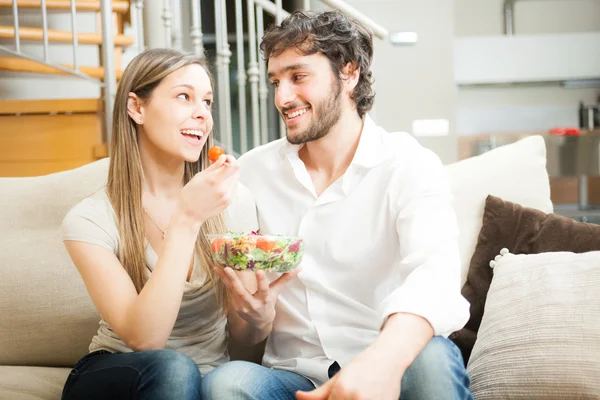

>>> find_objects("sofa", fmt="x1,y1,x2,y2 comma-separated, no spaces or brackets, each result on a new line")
1,135,598,400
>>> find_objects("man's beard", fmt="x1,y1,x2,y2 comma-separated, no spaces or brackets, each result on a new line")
285,79,343,145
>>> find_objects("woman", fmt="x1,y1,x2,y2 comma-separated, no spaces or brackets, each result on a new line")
61,48,257,400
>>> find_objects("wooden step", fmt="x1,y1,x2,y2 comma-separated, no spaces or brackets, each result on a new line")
0,98,102,115
0,0,129,13
0,26,134,46
0,113,104,177
0,57,123,80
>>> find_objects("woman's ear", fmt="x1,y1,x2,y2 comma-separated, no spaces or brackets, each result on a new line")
127,92,144,125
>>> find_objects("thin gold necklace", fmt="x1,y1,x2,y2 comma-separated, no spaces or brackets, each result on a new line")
143,208,167,239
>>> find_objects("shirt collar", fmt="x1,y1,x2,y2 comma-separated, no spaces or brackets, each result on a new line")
280,113,389,169
351,114,389,169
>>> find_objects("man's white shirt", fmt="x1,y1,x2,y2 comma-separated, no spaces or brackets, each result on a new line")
238,114,470,386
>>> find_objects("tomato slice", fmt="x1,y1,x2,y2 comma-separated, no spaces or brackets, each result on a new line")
211,238,226,253
256,237,276,252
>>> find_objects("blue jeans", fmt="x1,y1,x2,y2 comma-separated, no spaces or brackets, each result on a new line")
203,336,473,400
61,349,203,400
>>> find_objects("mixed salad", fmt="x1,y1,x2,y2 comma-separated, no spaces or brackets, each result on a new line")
208,232,304,272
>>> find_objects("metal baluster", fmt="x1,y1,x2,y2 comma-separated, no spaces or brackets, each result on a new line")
40,0,49,61
253,0,289,19
132,0,145,53
235,0,248,153
220,0,233,152
190,0,205,58
171,0,183,50
275,0,283,23
256,6,269,145
100,0,116,147
162,0,173,48
214,0,233,153
11,0,19,52
214,0,225,146
246,0,261,148
274,0,285,138
69,0,78,71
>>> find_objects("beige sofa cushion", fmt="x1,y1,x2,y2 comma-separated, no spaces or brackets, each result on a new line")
0,159,109,367
0,366,70,400
467,251,600,399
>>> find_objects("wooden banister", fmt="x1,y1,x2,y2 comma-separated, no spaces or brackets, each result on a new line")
0,26,134,46
0,57,123,80
0,0,129,13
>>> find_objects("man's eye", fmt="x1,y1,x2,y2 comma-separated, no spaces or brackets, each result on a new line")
293,75,306,82
177,93,189,100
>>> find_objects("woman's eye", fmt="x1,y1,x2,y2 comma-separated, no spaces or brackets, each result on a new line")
203,99,212,107
270,81,279,88
177,93,190,100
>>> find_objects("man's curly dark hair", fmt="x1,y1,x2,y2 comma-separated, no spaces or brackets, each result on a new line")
260,10,375,118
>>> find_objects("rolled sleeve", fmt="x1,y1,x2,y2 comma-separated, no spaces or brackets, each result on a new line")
378,153,470,337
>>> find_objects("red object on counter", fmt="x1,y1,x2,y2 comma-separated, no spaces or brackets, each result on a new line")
549,127,580,136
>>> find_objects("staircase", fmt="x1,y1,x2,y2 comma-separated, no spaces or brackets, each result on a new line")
0,0,136,176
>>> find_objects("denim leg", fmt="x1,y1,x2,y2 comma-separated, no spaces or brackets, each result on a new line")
62,349,202,400
202,360,316,400
400,336,473,400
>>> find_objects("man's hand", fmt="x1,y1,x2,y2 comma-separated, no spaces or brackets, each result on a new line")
214,266,301,329
296,312,434,400
295,346,403,400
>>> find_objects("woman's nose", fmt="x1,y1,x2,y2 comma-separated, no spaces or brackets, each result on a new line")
193,102,210,119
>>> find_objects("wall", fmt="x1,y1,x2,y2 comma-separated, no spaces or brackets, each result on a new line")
313,0,458,163
455,0,600,136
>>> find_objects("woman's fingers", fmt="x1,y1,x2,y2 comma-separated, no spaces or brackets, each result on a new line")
205,153,227,171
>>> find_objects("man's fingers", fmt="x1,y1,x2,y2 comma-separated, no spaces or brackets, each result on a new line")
224,267,254,297
269,266,302,295
213,266,234,289
295,391,324,400
295,375,336,400
216,267,256,304
255,270,270,299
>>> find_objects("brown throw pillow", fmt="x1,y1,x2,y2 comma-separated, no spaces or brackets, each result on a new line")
451,194,600,364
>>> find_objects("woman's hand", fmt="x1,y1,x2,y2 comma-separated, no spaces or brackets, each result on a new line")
177,154,239,228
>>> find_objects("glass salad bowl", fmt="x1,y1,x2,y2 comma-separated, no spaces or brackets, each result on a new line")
207,232,304,273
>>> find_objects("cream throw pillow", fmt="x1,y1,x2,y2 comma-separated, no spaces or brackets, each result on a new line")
444,135,552,286
467,251,600,399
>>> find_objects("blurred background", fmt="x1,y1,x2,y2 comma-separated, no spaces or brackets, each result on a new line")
1,0,599,221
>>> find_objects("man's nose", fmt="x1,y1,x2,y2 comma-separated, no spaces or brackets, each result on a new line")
275,81,295,109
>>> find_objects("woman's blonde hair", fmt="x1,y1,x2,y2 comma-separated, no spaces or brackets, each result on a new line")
106,48,227,307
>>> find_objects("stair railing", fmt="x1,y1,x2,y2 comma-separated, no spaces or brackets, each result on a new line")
0,0,145,146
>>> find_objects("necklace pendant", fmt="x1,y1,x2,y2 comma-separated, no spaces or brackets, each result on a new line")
162,230,167,239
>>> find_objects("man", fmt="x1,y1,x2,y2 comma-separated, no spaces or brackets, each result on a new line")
206,10,473,400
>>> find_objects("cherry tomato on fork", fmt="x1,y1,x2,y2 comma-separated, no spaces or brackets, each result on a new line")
208,146,225,163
